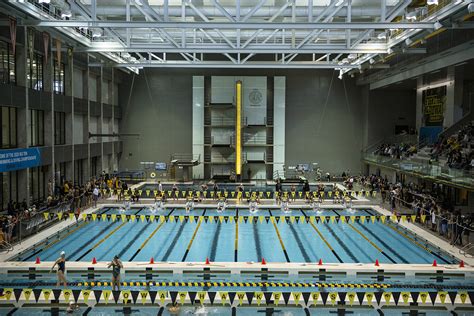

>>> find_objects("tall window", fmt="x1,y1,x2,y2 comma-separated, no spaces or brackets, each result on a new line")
29,166,46,202
75,159,84,186
30,109,44,146
27,53,44,91
53,60,65,94
1,171,18,209
0,41,16,84
1,106,17,149
54,111,66,145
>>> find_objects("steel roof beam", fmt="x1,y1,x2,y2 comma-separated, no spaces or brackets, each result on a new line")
18,20,437,30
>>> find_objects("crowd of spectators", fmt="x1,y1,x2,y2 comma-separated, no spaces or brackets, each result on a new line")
430,122,474,170
373,143,417,159
0,172,121,248
358,174,473,247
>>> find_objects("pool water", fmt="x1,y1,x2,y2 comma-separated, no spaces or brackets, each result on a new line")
12,208,457,265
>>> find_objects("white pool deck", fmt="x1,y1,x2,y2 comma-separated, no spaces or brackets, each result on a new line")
0,181,473,275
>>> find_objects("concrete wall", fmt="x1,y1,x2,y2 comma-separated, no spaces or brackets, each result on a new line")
119,69,193,171
119,69,373,174
365,88,416,147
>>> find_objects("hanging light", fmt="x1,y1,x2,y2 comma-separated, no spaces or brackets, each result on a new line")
61,9,72,18
38,0,51,3
91,28,103,38
377,32,387,40
427,0,438,5
406,11,417,21
434,21,443,30
405,38,413,46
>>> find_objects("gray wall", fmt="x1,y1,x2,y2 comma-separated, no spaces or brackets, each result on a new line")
119,69,193,170
119,68,416,175
284,71,364,174
365,88,416,147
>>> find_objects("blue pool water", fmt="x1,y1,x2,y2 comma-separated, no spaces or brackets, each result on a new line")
12,207,457,265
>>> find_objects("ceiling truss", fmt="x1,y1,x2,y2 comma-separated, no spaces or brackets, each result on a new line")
5,0,474,72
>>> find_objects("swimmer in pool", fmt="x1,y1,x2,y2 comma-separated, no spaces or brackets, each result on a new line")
50,251,67,287
107,255,123,291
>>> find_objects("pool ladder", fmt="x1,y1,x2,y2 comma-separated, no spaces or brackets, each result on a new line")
459,243,474,257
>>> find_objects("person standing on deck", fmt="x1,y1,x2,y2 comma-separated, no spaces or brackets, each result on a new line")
108,255,123,291
51,251,67,287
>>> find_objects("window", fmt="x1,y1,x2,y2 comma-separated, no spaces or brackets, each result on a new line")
29,166,47,203
30,109,44,146
0,41,16,84
53,60,65,94
1,171,18,209
55,162,66,186
1,106,17,149
91,156,99,178
54,112,66,145
75,159,84,186
27,53,44,91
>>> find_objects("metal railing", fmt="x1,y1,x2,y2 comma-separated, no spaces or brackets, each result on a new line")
3,191,95,249
362,152,474,190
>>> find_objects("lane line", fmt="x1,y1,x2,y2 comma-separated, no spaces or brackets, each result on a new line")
332,210,396,263
269,210,291,262
356,223,409,263
129,220,167,261
69,209,143,260
385,222,450,264
21,208,111,261
22,221,89,261
301,210,343,263
234,209,238,262
181,209,206,261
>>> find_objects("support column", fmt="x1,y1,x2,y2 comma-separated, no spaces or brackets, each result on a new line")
68,52,75,184
235,80,242,181
192,76,204,180
98,66,104,176
48,36,55,192
111,68,116,173
273,76,286,177
444,66,456,128
17,26,30,205
416,77,423,133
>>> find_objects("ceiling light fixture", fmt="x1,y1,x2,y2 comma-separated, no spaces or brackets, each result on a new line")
405,38,413,46
427,0,438,5
38,0,51,3
91,28,103,38
61,10,72,18
377,32,387,40
406,11,417,21
469,3,474,13
434,21,443,30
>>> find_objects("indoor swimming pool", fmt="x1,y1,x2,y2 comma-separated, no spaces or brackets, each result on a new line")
12,207,457,265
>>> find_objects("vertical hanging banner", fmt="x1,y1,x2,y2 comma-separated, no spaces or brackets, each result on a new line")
422,86,446,126
43,32,50,65
9,16,17,56
56,38,61,70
